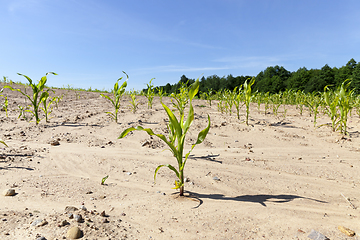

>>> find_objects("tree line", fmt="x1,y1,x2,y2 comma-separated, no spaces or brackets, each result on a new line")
146,58,360,95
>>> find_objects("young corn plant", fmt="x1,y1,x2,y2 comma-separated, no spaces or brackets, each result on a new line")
119,79,210,196
337,80,354,135
171,82,189,118
146,78,155,109
243,77,255,125
323,86,339,132
202,88,214,107
129,90,139,113
156,86,165,103
216,90,227,114
253,91,262,113
263,92,270,115
234,87,244,120
295,90,306,116
270,93,282,117
355,96,360,118
0,89,8,117
100,72,128,123
4,72,57,125
41,90,57,123
224,89,236,116
304,93,322,127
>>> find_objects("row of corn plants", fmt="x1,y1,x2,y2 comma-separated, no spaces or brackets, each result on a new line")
200,79,359,135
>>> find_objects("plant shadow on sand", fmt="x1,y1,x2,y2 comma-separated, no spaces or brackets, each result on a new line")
180,191,327,209
188,154,222,164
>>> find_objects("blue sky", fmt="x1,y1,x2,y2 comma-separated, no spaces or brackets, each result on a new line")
1,0,360,91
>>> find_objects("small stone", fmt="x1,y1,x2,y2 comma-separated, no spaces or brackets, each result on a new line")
66,226,82,239
58,220,69,227
102,218,109,223
308,229,329,240
212,176,220,181
50,140,60,146
2,188,16,196
31,218,48,227
68,213,74,219
65,206,78,212
74,214,83,223
338,226,355,237
100,211,106,217
36,237,46,240
79,205,87,211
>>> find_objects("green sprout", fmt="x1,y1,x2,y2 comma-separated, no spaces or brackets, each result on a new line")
4,72,57,125
119,79,210,196
100,72,128,123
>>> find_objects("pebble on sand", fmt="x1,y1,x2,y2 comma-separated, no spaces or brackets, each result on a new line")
66,226,82,239
2,188,16,196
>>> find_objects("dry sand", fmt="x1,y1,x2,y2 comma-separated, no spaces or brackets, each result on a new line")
1,84,360,239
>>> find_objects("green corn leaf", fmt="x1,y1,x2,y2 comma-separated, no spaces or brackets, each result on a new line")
118,126,177,155
162,102,182,139
0,139,7,147
189,78,199,100
184,114,211,163
154,164,179,182
100,94,115,106
183,103,194,133
17,73,32,84
194,114,211,145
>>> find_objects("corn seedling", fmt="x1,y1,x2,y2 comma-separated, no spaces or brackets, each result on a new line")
146,78,155,109
337,80,354,135
171,82,189,118
262,92,270,115
233,87,244,120
0,89,8,117
100,72,128,123
41,90,57,123
323,86,339,131
18,105,30,121
253,91,262,113
269,93,282,117
224,89,236,116
304,93,322,127
119,79,210,196
4,72,57,125
215,90,227,114
53,94,64,109
355,96,360,118
156,87,165,103
75,91,81,100
129,90,139,113
101,175,109,185
243,77,255,125
295,90,306,116
202,88,214,107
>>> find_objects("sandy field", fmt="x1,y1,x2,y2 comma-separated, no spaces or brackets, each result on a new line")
1,83,360,240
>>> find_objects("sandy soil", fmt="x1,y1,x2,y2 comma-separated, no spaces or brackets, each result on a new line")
1,83,360,240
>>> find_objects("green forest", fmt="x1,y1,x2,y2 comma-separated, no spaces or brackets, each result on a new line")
148,58,360,95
